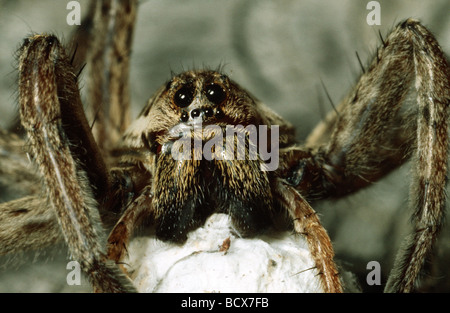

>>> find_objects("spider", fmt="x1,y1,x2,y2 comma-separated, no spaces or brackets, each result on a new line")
0,1,449,293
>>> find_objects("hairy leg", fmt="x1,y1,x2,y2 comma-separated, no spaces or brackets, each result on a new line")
0,196,62,255
0,128,62,256
107,186,153,266
18,34,135,292
85,0,138,153
303,19,449,292
276,181,343,293
383,20,449,293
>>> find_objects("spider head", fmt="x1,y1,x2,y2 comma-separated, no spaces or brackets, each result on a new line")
163,70,262,128
124,70,269,151
154,70,265,126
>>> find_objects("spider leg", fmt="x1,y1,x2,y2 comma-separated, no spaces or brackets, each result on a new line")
304,20,449,292
85,0,137,153
0,196,62,256
18,34,135,292
6,1,97,135
107,186,153,267
275,180,343,293
0,124,62,256
383,20,449,293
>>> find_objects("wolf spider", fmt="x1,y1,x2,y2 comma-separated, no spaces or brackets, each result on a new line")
0,1,449,293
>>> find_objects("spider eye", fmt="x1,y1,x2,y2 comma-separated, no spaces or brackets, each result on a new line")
174,85,194,108
205,84,226,105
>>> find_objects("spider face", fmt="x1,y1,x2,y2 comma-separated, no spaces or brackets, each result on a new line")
137,71,267,134
124,70,280,242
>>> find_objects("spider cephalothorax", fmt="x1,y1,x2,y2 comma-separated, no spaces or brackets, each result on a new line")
118,70,294,242
0,1,449,293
